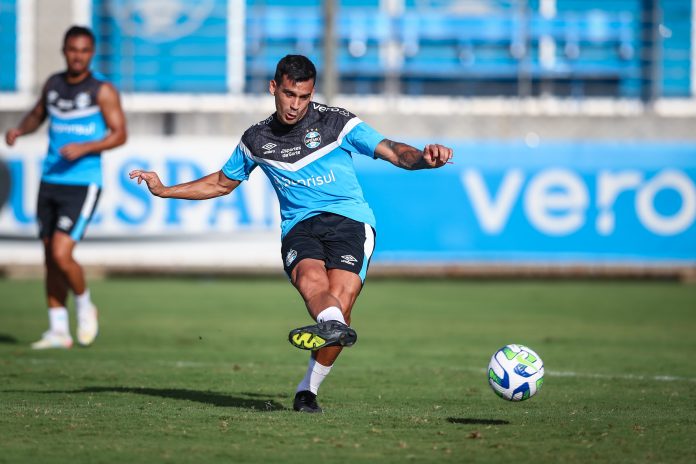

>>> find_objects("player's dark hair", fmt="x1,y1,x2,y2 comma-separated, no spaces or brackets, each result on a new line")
274,55,316,85
63,25,95,48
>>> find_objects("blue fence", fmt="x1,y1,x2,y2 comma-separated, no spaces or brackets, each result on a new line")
0,0,17,91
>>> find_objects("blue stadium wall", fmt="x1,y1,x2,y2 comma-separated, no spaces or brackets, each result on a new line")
360,140,696,263
1,138,694,265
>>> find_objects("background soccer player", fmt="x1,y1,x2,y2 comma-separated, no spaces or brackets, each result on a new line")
5,26,127,349
129,55,451,412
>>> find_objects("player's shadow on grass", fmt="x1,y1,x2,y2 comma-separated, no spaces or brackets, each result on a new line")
447,417,510,425
48,386,286,411
0,334,18,344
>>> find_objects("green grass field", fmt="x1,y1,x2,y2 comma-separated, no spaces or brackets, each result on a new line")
1,277,695,463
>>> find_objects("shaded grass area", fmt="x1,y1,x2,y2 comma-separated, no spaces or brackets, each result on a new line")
1,278,695,463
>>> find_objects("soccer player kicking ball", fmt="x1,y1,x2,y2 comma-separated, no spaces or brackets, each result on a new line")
5,26,127,349
130,55,452,413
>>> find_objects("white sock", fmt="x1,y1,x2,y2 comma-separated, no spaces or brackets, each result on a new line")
316,306,345,325
75,289,92,312
48,307,69,334
296,357,332,394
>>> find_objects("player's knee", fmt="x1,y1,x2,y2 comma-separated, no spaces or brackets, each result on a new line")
298,276,331,303
294,262,328,288
50,246,74,271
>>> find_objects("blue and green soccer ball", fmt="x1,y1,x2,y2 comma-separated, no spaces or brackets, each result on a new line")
488,344,545,401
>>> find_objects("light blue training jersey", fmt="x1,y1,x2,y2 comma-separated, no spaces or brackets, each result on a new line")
41,72,108,187
222,102,385,238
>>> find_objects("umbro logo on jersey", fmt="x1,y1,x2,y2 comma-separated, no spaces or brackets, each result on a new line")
262,142,277,154
340,254,357,266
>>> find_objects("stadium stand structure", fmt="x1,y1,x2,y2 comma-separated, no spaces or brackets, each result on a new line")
90,0,230,92
660,0,693,97
243,0,652,97
0,0,691,100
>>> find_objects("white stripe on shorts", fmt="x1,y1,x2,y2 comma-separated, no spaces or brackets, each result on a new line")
79,183,99,219
363,223,375,262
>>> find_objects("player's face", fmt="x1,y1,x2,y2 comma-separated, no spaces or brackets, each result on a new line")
270,75,314,125
63,35,94,76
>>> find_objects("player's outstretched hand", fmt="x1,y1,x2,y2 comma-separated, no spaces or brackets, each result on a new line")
5,128,22,146
129,169,166,197
423,144,453,168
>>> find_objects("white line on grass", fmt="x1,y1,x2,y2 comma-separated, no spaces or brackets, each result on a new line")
19,358,696,383
460,366,696,383
547,370,696,383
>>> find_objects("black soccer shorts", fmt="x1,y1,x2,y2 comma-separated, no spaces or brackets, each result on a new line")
36,181,101,241
281,212,376,282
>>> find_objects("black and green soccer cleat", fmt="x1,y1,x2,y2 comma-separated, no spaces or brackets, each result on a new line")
293,390,322,413
288,321,357,350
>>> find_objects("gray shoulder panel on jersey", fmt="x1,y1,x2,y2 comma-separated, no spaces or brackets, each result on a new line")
241,116,363,172
47,106,101,120
45,72,104,119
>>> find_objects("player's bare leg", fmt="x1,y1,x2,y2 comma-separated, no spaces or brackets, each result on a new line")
289,260,360,351
53,232,99,347
313,268,362,364
44,237,70,308
32,232,98,349
32,237,73,349
49,232,86,295
289,259,363,412
291,258,341,320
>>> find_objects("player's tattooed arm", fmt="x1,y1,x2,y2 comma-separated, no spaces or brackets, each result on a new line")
129,169,240,200
375,139,453,170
